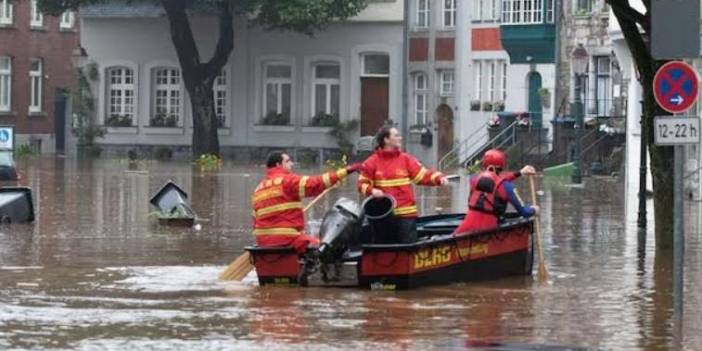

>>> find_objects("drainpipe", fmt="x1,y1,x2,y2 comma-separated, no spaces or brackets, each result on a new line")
401,0,410,149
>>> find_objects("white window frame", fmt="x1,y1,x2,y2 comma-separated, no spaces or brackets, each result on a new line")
60,11,75,29
311,62,341,119
0,0,13,25
473,0,482,21
502,0,545,24
262,62,293,122
492,0,501,20
0,57,10,111
414,72,428,125
415,0,430,28
475,61,483,101
489,61,497,101
29,58,42,113
442,0,456,28
214,70,227,128
361,53,390,78
151,67,182,127
106,66,136,126
30,0,43,28
501,61,508,100
440,70,455,96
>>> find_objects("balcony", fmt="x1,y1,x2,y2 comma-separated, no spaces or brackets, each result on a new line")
500,1,557,64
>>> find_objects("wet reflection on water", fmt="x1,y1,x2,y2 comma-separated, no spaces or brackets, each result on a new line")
0,157,700,350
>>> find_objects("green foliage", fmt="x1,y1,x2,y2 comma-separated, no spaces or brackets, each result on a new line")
328,119,359,155
150,113,179,127
15,144,35,158
309,113,338,127
325,154,348,170
195,153,222,172
260,112,290,126
106,115,133,127
465,159,481,174
73,64,106,146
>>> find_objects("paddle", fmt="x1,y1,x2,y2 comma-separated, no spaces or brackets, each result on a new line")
528,175,549,282
218,185,337,281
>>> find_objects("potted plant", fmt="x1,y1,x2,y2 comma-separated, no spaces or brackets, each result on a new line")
538,88,551,108
309,113,339,127
106,114,132,127
150,113,178,127
260,112,290,126
482,101,493,112
493,100,505,112
470,100,481,111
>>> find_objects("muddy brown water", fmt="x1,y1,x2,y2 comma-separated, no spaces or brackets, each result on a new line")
0,157,700,350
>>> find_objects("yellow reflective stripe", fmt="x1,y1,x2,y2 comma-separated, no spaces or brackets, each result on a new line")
252,187,283,203
255,202,303,217
336,168,348,179
375,178,411,187
253,227,300,236
322,172,332,187
412,167,428,184
274,177,283,185
430,172,442,183
394,205,418,216
299,176,309,198
361,183,370,195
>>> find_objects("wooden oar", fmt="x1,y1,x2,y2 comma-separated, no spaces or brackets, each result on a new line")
218,185,337,281
529,175,549,282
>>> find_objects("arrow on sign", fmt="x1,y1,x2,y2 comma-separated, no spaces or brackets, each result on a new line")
670,95,685,105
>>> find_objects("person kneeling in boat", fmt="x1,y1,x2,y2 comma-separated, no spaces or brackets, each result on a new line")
453,149,539,236
358,126,448,244
252,151,361,253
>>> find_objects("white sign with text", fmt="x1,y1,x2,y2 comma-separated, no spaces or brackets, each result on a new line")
654,116,700,145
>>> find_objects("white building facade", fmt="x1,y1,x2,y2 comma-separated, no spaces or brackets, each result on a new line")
78,2,404,159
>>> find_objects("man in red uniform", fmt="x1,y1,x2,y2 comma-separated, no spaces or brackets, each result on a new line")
357,126,447,243
252,151,361,253
453,149,539,235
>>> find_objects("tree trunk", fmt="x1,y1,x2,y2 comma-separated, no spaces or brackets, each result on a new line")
162,0,234,158
609,2,674,249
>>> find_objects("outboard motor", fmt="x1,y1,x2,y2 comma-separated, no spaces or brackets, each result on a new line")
317,198,361,264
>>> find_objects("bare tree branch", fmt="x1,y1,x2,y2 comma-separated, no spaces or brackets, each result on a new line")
606,0,649,31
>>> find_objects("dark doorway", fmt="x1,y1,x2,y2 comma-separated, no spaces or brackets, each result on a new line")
436,104,454,161
54,89,69,153
360,77,389,136
527,72,543,128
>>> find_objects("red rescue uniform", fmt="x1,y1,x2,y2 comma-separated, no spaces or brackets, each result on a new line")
357,148,444,218
252,166,349,253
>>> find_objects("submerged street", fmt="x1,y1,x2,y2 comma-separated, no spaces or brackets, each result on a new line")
0,157,699,350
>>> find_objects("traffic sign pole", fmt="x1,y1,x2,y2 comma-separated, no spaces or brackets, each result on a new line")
673,144,684,348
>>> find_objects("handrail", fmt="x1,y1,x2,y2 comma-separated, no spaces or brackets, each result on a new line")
438,122,489,170
460,120,520,168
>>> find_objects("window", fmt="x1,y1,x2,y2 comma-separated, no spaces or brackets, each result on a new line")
29,58,42,113
362,54,389,76
0,0,12,25
474,61,482,101
442,0,456,28
489,62,496,101
60,11,74,29
0,57,9,111
416,0,430,28
492,0,501,20
440,70,455,96
214,70,227,128
595,56,611,116
546,0,554,22
576,0,592,14
152,68,181,127
501,62,508,100
30,0,43,27
502,0,550,24
414,73,428,125
312,63,340,120
107,67,135,126
263,63,292,123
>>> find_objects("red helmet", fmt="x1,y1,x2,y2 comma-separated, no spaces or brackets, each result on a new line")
481,149,506,169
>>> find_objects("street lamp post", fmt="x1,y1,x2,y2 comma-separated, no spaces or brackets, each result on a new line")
571,45,588,184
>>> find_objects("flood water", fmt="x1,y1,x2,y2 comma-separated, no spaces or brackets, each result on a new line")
0,156,700,350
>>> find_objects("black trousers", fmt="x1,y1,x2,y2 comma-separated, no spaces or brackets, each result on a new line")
371,217,417,244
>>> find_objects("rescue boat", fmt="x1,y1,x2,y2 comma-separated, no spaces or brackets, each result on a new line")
246,197,534,290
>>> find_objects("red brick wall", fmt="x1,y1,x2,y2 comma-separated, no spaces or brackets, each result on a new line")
0,0,78,135
409,37,429,62
471,28,503,51
435,37,454,61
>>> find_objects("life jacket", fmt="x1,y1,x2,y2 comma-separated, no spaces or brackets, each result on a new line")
467,171,508,218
